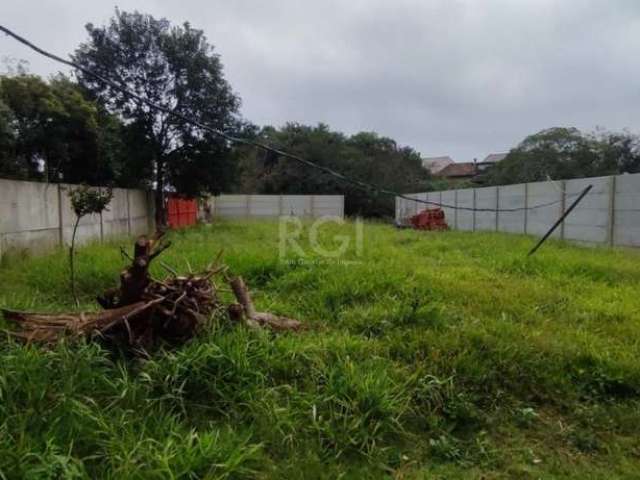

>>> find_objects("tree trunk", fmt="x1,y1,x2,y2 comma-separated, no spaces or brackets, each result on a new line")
97,232,170,309
155,157,167,228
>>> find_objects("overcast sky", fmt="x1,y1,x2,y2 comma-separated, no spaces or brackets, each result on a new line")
1,0,639,162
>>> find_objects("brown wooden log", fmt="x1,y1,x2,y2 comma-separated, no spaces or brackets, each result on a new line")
229,276,257,318
252,312,303,332
2,301,155,344
229,276,302,331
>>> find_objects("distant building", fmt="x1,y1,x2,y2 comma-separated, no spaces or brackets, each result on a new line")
482,153,508,164
422,156,454,174
474,153,508,182
434,162,477,184
476,153,507,174
433,152,508,186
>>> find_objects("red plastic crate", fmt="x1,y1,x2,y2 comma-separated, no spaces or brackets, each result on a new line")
167,196,197,229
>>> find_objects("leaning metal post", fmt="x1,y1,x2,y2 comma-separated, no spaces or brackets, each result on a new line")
527,184,593,256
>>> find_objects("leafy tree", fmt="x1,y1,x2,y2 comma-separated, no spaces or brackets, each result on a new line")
487,127,640,186
0,97,18,176
73,9,242,226
0,74,124,184
47,75,117,184
345,131,431,216
588,129,640,175
237,123,432,217
0,74,57,179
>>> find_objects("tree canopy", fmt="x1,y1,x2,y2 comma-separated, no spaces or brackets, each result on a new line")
236,123,432,217
487,127,640,185
73,9,242,224
0,74,124,184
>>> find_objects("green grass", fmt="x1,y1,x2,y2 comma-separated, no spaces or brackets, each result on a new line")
1,220,640,479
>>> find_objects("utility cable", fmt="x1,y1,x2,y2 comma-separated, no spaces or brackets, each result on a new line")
1,24,575,213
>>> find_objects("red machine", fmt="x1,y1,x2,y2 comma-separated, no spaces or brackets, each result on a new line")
409,208,448,231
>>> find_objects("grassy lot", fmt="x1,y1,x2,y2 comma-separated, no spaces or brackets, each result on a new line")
1,220,640,479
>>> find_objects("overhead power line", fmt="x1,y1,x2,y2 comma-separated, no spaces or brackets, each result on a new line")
0,24,574,213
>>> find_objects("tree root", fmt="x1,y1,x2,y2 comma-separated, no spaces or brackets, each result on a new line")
2,233,303,351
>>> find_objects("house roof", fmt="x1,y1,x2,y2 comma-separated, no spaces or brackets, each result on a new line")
422,156,454,174
482,153,508,164
435,162,476,178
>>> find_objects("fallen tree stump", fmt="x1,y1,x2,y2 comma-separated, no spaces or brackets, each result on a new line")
97,231,171,309
2,233,302,351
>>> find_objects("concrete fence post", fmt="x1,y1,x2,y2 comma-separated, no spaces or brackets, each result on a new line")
608,175,616,246
559,180,566,240
454,190,458,229
278,195,284,216
495,187,500,232
126,189,132,235
98,187,104,243
57,183,64,247
245,195,251,218
523,183,529,234
395,197,398,222
146,190,155,233
310,195,316,218
472,189,477,232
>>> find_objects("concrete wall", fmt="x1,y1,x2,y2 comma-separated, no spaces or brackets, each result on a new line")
395,172,640,248
614,175,640,247
440,190,456,230
0,179,154,257
525,180,564,238
475,186,498,232
208,194,344,219
563,176,610,244
498,184,526,234
0,179,345,258
456,189,474,231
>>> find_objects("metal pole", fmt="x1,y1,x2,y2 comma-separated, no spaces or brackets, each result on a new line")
527,184,593,256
